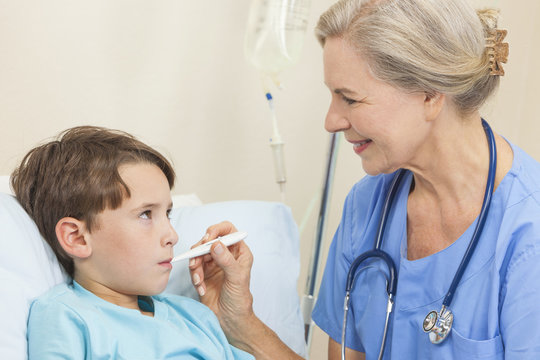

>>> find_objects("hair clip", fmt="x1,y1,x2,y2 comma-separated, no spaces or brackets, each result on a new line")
486,29,509,76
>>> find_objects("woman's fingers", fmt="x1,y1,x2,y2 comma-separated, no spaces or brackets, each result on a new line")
187,221,239,298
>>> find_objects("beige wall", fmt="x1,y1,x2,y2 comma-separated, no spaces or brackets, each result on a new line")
0,1,538,359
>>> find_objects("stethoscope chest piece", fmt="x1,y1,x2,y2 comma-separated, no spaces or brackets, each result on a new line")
422,306,453,344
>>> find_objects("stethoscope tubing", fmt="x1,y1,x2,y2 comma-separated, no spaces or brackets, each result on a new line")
374,169,408,250
442,119,497,307
342,265,394,360
345,249,397,296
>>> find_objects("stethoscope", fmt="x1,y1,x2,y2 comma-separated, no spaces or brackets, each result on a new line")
341,119,497,360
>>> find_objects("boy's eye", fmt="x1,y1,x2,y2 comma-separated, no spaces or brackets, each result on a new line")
166,209,172,220
140,210,151,219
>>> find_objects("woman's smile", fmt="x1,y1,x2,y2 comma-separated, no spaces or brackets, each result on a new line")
350,139,373,155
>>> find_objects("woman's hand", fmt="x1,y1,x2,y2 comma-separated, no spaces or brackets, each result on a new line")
188,221,255,343
189,221,304,359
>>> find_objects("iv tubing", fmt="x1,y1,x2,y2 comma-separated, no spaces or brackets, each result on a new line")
265,92,287,201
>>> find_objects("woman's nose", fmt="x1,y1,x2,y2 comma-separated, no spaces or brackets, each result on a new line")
325,100,350,133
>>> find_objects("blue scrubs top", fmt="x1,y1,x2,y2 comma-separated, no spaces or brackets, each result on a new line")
312,142,540,360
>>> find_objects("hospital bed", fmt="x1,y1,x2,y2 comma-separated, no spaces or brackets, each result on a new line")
0,176,306,359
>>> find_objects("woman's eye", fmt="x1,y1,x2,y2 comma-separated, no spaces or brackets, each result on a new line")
166,209,172,220
140,210,151,220
342,95,357,105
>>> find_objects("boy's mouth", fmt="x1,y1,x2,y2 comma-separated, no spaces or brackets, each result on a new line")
159,258,173,268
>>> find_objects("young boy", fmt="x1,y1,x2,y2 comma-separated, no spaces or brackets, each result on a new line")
12,126,253,359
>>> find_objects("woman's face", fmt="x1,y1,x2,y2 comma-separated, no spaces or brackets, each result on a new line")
323,37,432,175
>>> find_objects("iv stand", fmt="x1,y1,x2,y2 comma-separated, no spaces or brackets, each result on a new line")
301,132,340,349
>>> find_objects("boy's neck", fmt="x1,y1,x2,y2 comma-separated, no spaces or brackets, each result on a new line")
74,275,154,317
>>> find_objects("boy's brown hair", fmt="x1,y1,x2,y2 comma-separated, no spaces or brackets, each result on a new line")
11,126,176,277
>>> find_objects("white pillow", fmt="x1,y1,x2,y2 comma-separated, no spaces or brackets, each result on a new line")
166,201,306,357
0,193,65,360
0,193,306,358
0,175,12,194
172,193,203,208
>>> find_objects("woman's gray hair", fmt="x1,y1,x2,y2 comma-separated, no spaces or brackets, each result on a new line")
315,0,504,114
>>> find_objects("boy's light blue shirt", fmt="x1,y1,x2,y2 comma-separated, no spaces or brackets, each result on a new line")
27,281,254,359
312,142,540,359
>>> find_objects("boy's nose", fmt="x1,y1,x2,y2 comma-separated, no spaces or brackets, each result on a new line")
162,222,178,247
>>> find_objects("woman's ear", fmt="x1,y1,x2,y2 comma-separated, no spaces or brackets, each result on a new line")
424,92,445,121
55,217,92,259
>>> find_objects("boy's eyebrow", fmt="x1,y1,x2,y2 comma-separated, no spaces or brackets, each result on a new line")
134,202,174,210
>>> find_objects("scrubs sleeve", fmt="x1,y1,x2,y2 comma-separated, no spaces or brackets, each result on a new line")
312,184,364,353
500,243,540,359
27,298,87,359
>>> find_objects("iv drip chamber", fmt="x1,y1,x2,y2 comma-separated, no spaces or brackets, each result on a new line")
244,0,311,77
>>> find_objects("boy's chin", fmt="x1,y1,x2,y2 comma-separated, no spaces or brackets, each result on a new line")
139,279,170,296
155,277,171,294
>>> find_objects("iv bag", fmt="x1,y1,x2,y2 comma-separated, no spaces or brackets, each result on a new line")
244,0,311,79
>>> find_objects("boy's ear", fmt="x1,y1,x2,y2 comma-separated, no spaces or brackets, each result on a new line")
55,217,92,259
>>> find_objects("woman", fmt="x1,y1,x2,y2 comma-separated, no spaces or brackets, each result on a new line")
190,0,540,359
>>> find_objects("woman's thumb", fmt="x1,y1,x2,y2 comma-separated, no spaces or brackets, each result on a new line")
210,242,236,269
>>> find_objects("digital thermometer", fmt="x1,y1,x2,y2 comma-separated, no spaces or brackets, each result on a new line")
171,231,248,263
